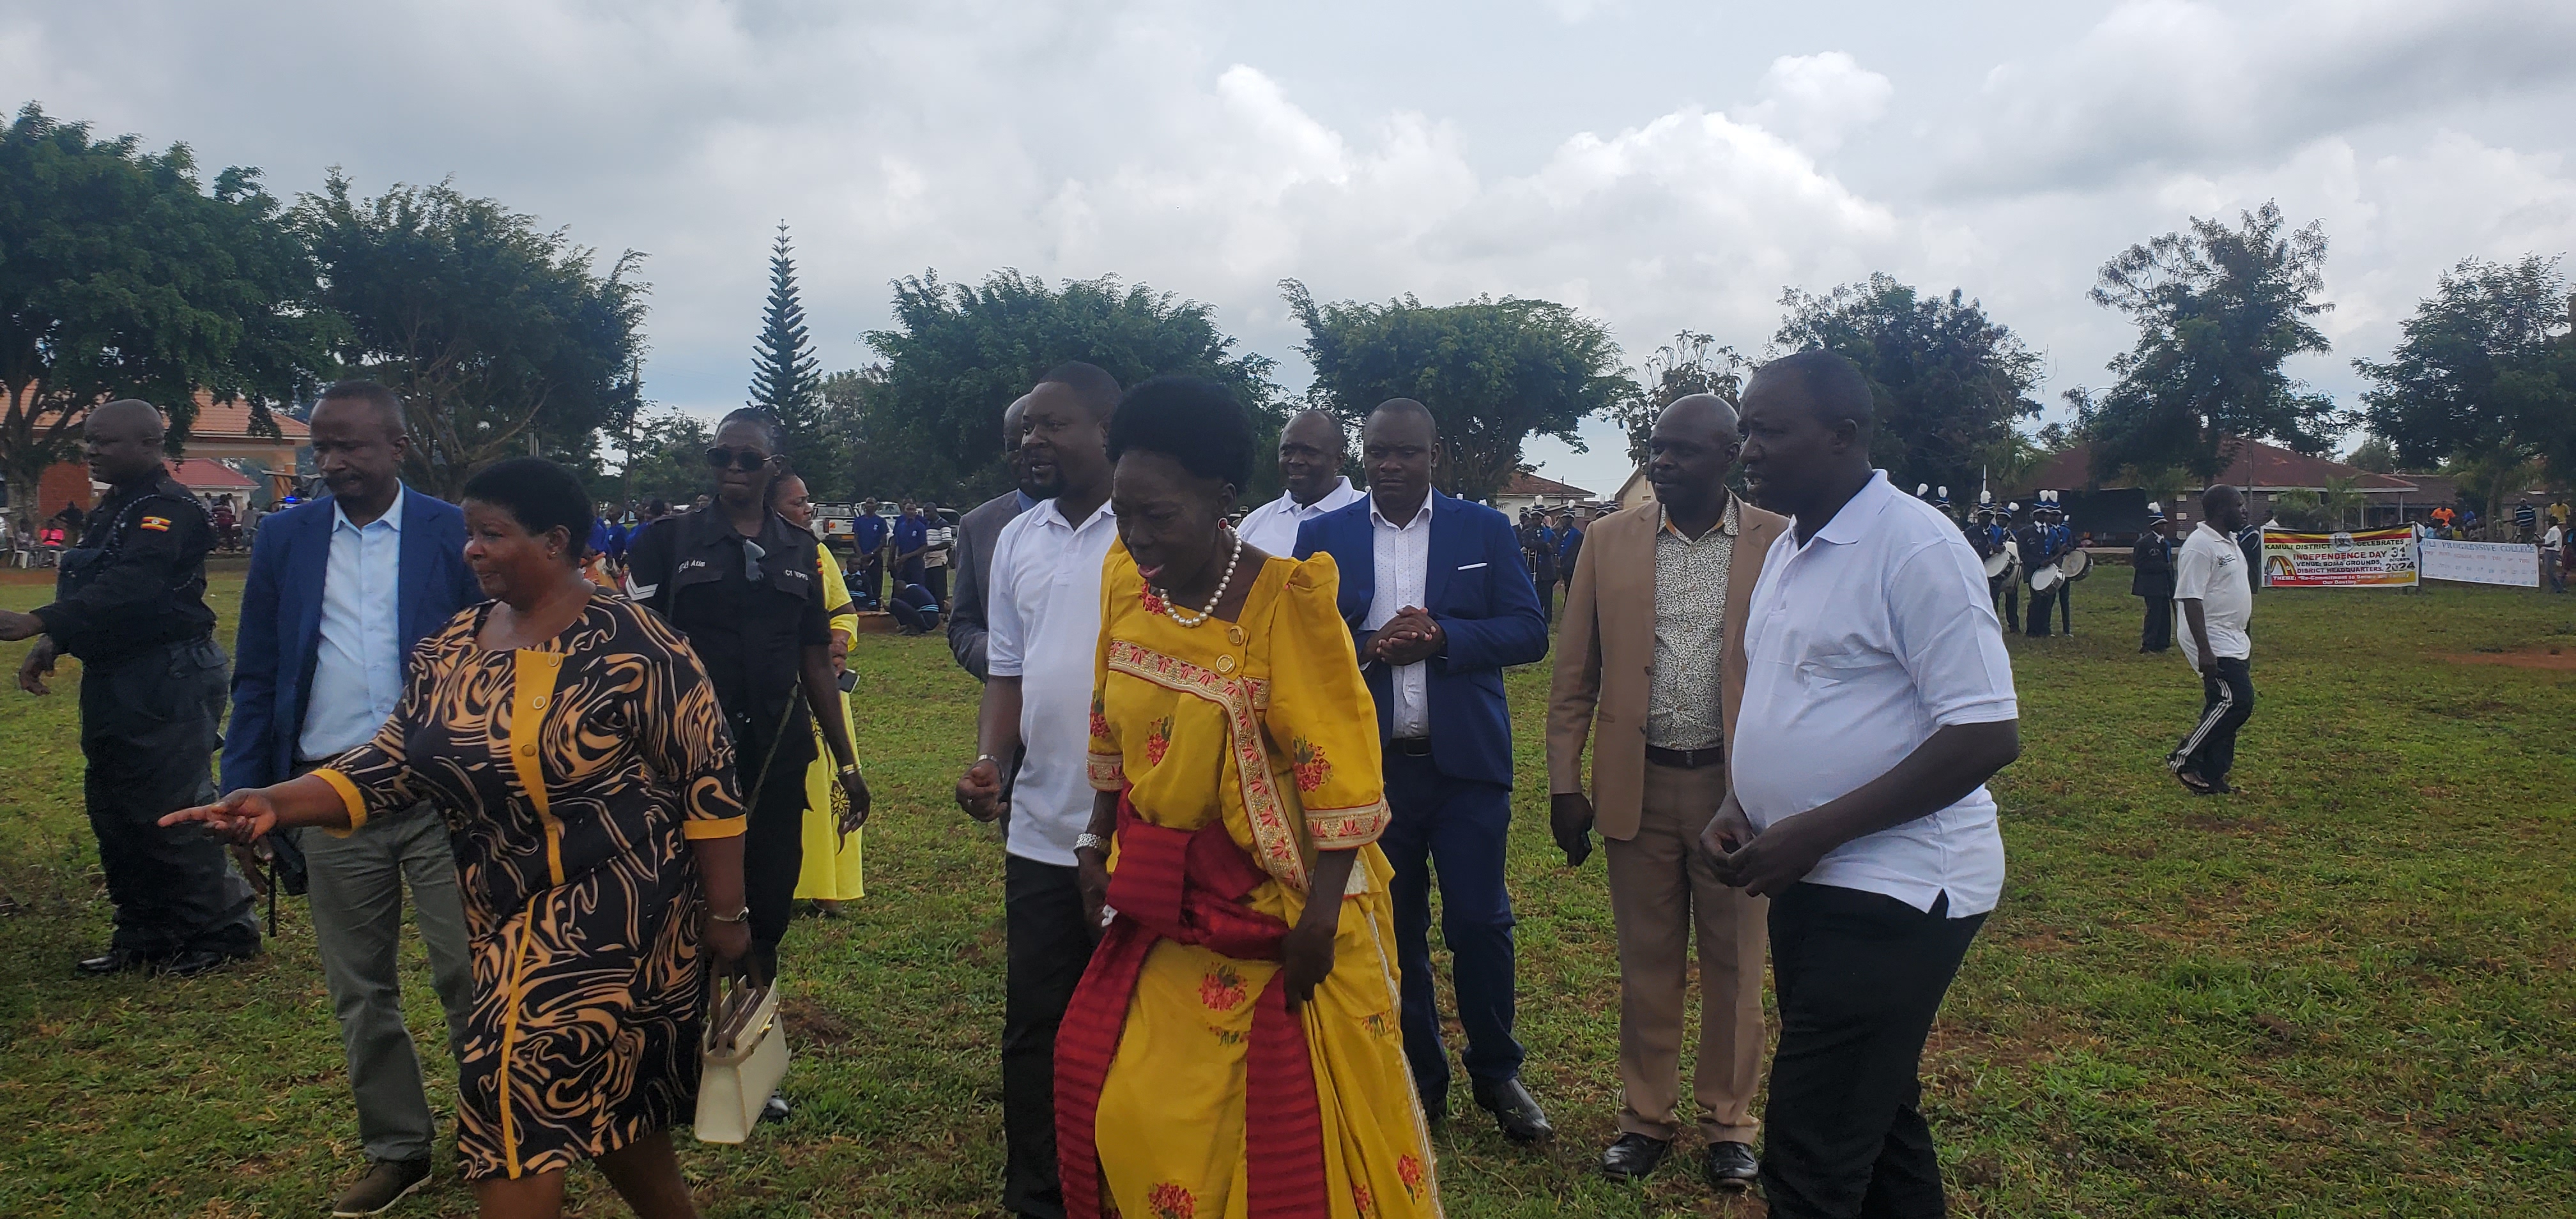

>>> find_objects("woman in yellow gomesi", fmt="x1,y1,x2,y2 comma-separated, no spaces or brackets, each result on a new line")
771,470,864,910
1055,377,1439,1219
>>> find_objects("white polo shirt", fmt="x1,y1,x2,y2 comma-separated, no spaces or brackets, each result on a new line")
1362,493,1434,739
1236,477,1364,559
985,496,1120,866
2173,522,2252,666
1733,471,2019,917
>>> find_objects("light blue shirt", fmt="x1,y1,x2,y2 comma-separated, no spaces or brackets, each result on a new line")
298,485,408,762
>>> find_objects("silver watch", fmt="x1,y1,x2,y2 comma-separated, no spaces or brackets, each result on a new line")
1074,832,1110,855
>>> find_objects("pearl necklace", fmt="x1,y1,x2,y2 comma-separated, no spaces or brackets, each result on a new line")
1155,528,1243,628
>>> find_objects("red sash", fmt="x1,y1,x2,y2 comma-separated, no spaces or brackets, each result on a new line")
1055,795,1328,1218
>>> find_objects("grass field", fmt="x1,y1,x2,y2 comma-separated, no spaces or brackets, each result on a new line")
1,565,2570,1217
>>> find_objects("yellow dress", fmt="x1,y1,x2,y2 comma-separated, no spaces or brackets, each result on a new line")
1082,544,1441,1219
793,539,864,901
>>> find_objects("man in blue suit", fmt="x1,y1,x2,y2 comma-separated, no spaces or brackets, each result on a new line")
1295,397,1556,1142
222,380,484,1217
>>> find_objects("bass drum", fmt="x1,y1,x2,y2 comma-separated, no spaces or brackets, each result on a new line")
2060,548,2092,581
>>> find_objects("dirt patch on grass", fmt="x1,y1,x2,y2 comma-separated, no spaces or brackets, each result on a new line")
2437,645,2576,670
781,997,855,1046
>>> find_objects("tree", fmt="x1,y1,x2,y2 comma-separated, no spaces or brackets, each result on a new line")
610,408,712,509
1611,331,1749,467
1282,281,1627,502
864,270,1278,498
2345,434,2398,473
2355,255,2576,512
747,222,824,437
0,103,331,528
1772,274,2042,495
295,172,648,498
2079,200,2345,481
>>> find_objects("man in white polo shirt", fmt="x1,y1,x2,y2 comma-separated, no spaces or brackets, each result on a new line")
954,360,1123,1219
1233,408,1363,557
2168,482,2255,795
1698,351,2021,1219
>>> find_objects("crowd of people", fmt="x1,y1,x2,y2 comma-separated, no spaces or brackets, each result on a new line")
0,349,2314,1219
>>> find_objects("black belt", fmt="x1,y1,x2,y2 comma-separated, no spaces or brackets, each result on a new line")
1644,743,1724,770
1390,737,1433,757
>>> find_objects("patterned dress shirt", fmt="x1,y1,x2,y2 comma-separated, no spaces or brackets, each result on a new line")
1646,495,1738,751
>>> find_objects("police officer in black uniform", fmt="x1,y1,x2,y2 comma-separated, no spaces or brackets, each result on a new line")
623,408,867,997
2014,498,2057,637
2133,503,2176,652
1,399,259,976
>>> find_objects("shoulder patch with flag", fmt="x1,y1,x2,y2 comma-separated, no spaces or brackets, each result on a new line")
139,516,172,532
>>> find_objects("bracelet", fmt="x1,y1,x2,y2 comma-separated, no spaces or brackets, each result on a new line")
837,763,862,778
976,753,1001,770
707,905,750,924
1074,832,1110,855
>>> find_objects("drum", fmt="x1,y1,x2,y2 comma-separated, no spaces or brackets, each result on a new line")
2030,564,2062,593
2061,548,2092,581
1982,549,2011,579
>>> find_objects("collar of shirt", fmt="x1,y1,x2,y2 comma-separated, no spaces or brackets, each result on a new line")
1368,490,1434,532
1797,470,1897,551
1015,489,1039,512
1037,494,1116,533
1659,493,1740,544
1283,477,1361,516
332,483,406,537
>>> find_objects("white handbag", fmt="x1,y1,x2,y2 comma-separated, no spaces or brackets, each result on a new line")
693,978,790,1144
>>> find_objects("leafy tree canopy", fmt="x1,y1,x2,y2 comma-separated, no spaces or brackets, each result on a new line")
0,103,330,525
862,269,1279,500
1283,280,1624,502
2354,254,2575,496
295,171,647,498
1772,274,2041,495
1612,331,1749,468
2078,200,2345,481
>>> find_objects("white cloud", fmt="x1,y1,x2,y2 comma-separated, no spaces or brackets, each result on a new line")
1735,52,1894,154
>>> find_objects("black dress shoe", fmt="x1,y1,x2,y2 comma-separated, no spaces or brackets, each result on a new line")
1469,1077,1554,1144
1599,1133,1670,1180
759,1092,790,1123
158,948,255,977
1703,1140,1759,1192
75,949,155,976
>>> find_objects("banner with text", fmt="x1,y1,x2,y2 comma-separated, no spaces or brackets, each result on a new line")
2419,537,2541,588
2261,527,2419,588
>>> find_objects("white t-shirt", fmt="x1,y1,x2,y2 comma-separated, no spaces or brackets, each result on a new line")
1236,477,1365,559
985,498,1120,864
2545,525,2563,549
1732,471,2019,917
2173,523,2253,665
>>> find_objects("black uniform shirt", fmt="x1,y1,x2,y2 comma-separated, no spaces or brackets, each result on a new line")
2132,532,2176,598
625,505,830,783
31,473,216,665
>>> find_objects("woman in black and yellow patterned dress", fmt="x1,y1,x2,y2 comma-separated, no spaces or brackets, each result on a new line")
169,458,749,1219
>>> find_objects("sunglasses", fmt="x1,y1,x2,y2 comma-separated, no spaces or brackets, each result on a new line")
704,446,775,471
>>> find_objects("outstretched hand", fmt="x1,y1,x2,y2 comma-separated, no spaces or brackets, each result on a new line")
160,790,281,846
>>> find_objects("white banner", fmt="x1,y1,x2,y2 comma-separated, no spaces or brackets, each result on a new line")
2419,537,2540,588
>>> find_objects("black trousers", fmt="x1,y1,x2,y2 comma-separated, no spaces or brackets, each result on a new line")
79,639,259,958
927,565,949,606
2138,595,2172,651
2171,656,2254,785
859,554,884,608
1002,854,1094,1218
2054,581,2073,634
1992,582,2018,633
2023,584,2052,636
1762,884,1984,1219
737,714,814,978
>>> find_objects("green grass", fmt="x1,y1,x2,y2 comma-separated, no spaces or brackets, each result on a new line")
1,565,2570,1216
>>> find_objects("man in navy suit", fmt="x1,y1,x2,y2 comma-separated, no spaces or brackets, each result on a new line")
1295,397,1556,1142
222,380,484,1217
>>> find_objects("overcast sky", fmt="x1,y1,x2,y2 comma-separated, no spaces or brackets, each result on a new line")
9,0,2575,496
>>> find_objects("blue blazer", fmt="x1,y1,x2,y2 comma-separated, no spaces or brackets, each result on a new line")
1294,491,1547,788
222,487,483,793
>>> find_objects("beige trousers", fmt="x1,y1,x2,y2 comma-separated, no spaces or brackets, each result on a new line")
1602,759,1768,1144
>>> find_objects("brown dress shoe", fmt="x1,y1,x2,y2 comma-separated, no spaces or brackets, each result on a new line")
332,1158,430,1216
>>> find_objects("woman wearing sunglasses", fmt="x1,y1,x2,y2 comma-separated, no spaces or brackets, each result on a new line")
623,409,868,1031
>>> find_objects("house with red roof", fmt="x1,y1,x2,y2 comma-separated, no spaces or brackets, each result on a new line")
2005,438,2453,539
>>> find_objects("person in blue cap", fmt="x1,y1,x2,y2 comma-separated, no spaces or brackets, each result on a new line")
2133,502,2175,652
1981,500,2020,632
2014,497,2055,636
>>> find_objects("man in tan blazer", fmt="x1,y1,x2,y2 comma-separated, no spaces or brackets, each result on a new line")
1547,392,1788,1192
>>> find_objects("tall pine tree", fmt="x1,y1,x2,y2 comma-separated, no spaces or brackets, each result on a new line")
747,221,824,441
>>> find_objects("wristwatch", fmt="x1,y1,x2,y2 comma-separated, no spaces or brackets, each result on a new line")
837,763,862,778
707,905,751,924
1074,832,1110,855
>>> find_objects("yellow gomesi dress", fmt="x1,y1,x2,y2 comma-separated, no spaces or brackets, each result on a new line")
793,539,864,901
1063,544,1440,1219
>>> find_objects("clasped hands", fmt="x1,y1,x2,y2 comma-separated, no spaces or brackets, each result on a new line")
1552,786,1823,900
1363,607,1443,667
